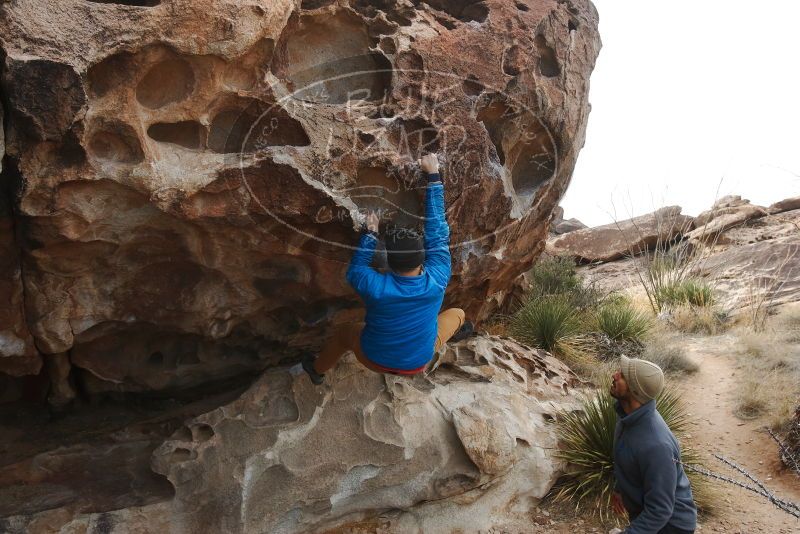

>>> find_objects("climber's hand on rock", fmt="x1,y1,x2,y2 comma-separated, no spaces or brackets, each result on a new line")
611,491,626,516
365,211,380,233
418,153,440,174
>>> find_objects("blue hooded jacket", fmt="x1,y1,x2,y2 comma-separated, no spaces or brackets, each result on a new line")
345,174,450,370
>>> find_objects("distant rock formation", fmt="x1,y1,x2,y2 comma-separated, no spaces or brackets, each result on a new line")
686,195,769,245
546,206,693,263
691,206,800,311
769,196,800,215
549,206,587,235
567,196,800,313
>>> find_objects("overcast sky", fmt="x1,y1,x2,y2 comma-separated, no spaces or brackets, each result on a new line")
560,0,800,227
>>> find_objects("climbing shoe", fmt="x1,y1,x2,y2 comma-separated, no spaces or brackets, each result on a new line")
301,353,325,385
450,320,475,343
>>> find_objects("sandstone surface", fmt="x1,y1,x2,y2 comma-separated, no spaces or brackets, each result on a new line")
574,204,800,314
687,196,768,245
0,179,39,376
693,194,751,226
547,206,693,263
1,336,583,533
0,0,601,393
769,196,800,215
689,209,800,311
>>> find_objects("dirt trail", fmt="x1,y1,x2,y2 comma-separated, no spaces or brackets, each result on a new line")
679,334,800,533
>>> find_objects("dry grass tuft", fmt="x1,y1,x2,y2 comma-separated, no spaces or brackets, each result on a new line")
733,305,800,429
482,316,510,337
775,304,800,342
641,329,699,375
668,305,726,335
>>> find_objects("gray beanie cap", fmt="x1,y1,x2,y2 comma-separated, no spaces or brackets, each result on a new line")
620,355,665,404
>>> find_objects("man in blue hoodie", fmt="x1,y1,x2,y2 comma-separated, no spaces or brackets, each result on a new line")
611,356,697,534
302,153,473,384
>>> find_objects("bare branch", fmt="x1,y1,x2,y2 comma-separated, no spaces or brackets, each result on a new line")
766,426,800,476
677,455,800,518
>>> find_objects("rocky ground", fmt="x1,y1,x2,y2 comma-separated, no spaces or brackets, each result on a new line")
679,334,799,533
1,337,589,533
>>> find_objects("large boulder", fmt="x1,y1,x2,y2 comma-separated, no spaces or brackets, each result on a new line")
2,98,41,376
549,205,587,235
689,209,800,312
0,98,4,171
692,236,800,312
769,196,800,215
0,178,40,376
1,336,584,533
0,0,601,390
570,206,800,313
687,196,768,245
708,207,800,248
547,206,693,263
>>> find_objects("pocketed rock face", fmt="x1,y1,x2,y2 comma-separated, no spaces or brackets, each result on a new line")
0,1,601,388
3,336,583,533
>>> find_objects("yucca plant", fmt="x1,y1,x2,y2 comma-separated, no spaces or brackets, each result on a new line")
653,281,686,308
641,245,694,313
553,388,712,521
678,280,715,307
509,295,591,367
653,278,715,313
593,302,653,344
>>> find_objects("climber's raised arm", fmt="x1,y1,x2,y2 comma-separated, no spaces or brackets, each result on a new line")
345,211,381,301
419,154,450,288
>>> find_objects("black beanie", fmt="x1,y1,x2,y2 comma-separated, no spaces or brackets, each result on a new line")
384,227,425,272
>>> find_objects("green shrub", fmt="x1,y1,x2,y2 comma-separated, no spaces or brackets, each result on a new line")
668,305,726,335
509,295,590,366
529,256,582,297
680,280,714,307
632,241,719,314
640,247,691,313
593,302,653,344
528,256,603,311
653,282,685,308
553,388,712,520
654,279,715,310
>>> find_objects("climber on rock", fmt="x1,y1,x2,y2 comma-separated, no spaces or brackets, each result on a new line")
302,153,474,384
610,356,697,534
